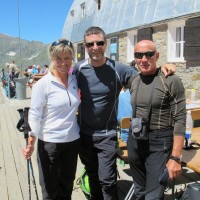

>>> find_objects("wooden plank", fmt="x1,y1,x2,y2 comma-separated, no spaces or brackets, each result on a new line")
182,149,200,173
120,117,131,129
191,109,200,121
118,139,127,148
184,47,200,61
0,105,23,199
191,127,200,143
185,28,200,46
185,16,200,27
0,106,8,200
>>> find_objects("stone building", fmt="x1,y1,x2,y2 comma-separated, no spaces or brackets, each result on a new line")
62,0,200,95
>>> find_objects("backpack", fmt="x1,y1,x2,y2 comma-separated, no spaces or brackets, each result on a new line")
76,168,91,199
176,183,200,200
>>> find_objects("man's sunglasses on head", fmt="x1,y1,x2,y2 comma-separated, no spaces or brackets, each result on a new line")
85,41,105,48
134,51,156,59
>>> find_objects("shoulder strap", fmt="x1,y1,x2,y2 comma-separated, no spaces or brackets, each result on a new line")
132,76,155,121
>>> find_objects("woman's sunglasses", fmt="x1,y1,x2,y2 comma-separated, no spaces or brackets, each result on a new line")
85,41,105,48
134,51,156,59
51,40,73,48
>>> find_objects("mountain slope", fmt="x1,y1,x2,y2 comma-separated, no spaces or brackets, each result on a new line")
0,34,50,69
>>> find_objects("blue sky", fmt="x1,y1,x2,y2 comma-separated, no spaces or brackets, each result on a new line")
0,0,74,44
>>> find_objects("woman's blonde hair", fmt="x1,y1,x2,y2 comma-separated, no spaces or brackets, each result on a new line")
48,39,74,72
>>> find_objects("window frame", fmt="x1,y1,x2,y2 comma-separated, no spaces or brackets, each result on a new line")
81,2,86,17
167,20,185,62
95,0,101,10
127,31,137,63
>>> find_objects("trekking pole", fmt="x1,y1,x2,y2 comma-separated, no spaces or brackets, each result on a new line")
17,107,39,200
29,158,39,200
23,107,39,200
17,108,31,200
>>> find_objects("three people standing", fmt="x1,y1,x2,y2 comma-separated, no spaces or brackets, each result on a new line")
22,27,177,200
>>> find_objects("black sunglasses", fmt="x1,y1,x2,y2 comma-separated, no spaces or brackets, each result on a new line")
85,41,105,48
134,51,156,59
51,40,73,48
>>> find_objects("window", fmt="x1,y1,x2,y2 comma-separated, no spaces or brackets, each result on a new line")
70,10,74,17
175,27,182,58
168,21,185,62
95,0,101,10
127,31,137,63
110,37,118,61
81,2,86,17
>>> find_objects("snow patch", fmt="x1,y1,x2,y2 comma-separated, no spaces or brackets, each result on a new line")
6,51,16,56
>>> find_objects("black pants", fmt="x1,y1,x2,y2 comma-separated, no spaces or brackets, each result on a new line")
127,129,173,200
79,133,118,200
37,139,80,200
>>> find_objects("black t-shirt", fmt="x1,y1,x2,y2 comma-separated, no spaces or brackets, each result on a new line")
74,58,137,135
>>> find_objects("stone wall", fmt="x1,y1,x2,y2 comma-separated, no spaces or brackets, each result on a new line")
118,33,127,64
176,66,200,99
153,24,168,67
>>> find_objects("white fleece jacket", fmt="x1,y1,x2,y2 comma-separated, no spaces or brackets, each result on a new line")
29,72,80,143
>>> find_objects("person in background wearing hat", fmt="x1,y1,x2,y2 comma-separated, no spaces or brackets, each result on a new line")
22,39,80,200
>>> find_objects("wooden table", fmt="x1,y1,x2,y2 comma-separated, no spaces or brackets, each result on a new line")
191,127,200,142
182,149,200,173
182,127,200,173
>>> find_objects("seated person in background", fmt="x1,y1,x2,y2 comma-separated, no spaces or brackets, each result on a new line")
29,65,49,88
39,64,49,75
32,65,39,75
23,68,30,78
117,86,132,142
27,65,33,74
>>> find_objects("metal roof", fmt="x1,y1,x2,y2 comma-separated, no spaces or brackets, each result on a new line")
62,0,200,43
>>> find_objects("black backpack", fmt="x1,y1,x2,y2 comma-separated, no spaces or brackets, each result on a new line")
176,183,200,200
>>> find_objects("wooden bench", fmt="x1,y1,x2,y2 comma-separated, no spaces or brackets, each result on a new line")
182,127,200,173
182,148,200,173
191,109,200,120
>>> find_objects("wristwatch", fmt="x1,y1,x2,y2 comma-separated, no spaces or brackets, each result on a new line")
169,155,182,164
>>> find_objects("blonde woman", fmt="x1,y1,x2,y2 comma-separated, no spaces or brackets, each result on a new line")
22,39,80,200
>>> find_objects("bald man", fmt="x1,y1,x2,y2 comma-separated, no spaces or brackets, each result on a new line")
127,40,186,200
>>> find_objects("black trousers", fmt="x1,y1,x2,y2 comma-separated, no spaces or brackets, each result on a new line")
79,133,118,200
37,139,80,200
127,129,173,200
